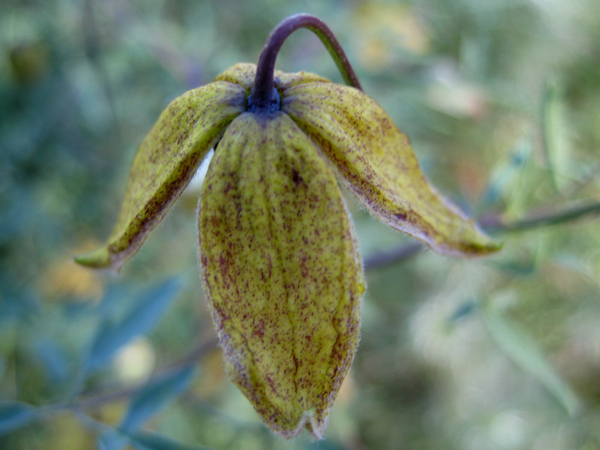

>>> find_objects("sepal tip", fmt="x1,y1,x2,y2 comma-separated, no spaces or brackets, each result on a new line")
74,247,122,273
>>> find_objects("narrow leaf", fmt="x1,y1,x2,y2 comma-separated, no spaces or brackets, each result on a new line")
31,337,70,384
98,429,129,450
121,364,196,432
542,80,571,192
87,278,182,372
482,309,581,415
479,135,530,210
129,431,214,450
0,402,38,436
305,441,348,450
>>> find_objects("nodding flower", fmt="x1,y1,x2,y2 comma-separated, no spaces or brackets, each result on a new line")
76,14,499,439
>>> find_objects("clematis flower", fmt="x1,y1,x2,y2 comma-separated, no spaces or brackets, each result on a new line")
76,14,499,439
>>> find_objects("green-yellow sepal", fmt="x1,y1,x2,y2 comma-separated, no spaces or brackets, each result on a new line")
75,81,246,271
283,82,500,256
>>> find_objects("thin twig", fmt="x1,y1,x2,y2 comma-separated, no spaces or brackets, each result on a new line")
363,242,424,271
364,200,600,270
479,201,600,233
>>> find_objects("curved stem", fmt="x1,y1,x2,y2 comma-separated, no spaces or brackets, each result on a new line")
250,14,362,112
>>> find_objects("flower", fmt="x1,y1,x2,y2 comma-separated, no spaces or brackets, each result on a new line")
76,16,499,440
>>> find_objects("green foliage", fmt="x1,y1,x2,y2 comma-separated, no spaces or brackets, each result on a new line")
86,279,182,373
2,0,600,449
482,307,581,415
0,402,39,436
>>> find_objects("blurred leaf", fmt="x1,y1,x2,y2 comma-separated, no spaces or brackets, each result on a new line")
482,309,581,415
121,364,196,433
305,440,348,450
0,402,38,436
0,283,41,323
31,336,70,384
490,246,539,276
98,429,129,450
479,134,531,210
86,278,182,373
490,260,538,276
554,252,595,279
542,80,571,192
448,300,477,324
95,284,137,316
128,431,214,450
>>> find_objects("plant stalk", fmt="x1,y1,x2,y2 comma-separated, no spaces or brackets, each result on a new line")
249,13,362,112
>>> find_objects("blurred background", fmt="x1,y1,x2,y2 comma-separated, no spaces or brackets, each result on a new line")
1,0,600,449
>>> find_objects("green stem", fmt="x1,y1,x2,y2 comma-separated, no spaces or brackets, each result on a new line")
248,14,362,112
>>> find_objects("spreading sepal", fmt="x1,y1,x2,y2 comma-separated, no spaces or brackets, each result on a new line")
75,81,246,271
283,82,500,257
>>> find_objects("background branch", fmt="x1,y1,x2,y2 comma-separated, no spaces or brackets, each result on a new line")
364,200,600,270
